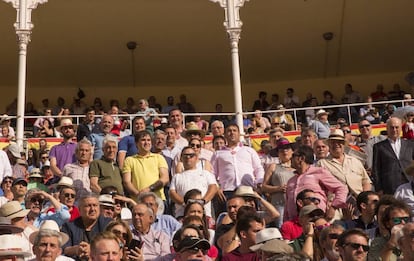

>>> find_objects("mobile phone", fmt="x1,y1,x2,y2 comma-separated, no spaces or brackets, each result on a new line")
129,239,143,250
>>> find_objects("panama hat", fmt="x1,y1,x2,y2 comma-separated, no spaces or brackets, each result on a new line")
7,143,22,158
234,186,260,199
0,216,24,234
29,168,43,179
29,220,69,245
250,228,283,251
184,122,205,138
329,129,345,141
56,118,77,132
0,234,31,257
0,201,30,219
99,194,115,207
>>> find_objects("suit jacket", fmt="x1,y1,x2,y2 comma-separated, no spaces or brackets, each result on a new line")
372,138,414,194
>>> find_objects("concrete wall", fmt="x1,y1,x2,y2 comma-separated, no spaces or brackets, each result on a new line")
1,71,411,115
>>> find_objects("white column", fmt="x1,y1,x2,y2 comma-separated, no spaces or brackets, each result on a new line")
210,0,250,135
3,0,48,146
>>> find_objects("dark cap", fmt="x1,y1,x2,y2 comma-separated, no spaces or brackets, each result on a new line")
12,178,27,187
176,237,210,252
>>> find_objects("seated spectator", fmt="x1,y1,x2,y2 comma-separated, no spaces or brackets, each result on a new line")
252,91,270,111
130,203,171,260
402,111,414,139
33,109,54,136
0,176,14,203
318,222,345,261
25,189,70,228
337,229,370,261
105,220,133,259
194,114,209,133
272,105,294,131
394,163,414,216
36,118,55,138
62,193,113,260
27,168,49,192
321,90,339,122
172,226,211,261
283,88,300,109
371,84,388,102
251,110,271,132
380,103,396,123
311,109,331,139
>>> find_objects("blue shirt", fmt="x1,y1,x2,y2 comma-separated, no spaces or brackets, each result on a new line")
151,214,182,238
118,135,138,157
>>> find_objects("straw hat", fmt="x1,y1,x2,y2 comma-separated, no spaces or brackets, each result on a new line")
256,239,293,254
0,216,24,234
29,168,43,179
56,118,77,132
250,228,283,251
99,194,115,207
0,201,30,219
234,186,260,199
54,176,74,188
299,205,325,218
329,129,345,141
316,109,329,118
0,114,11,124
29,220,69,245
0,234,32,257
7,143,22,158
184,122,205,138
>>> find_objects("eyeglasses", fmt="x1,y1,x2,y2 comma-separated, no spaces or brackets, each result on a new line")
392,216,410,225
328,233,341,239
187,199,205,205
343,242,370,252
315,223,330,231
112,229,128,241
41,156,48,159
343,130,351,134
190,143,201,149
182,153,196,159
64,193,76,199
358,124,371,129
303,197,320,203
3,180,12,184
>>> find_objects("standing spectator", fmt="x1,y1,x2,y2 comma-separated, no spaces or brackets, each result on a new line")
0,114,15,139
89,135,124,195
311,109,331,139
122,130,169,200
177,94,196,119
317,129,372,197
49,119,77,177
356,120,386,171
252,91,270,111
339,83,362,121
89,115,115,160
0,150,12,182
285,145,348,221
168,109,188,147
117,116,147,169
283,88,300,109
62,138,93,198
373,117,414,195
211,124,264,214
209,104,230,128
137,99,157,127
371,84,388,102
161,96,177,114
77,107,100,142
123,97,138,114
170,146,217,218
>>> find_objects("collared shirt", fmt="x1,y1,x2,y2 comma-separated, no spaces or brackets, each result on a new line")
118,135,138,157
317,154,371,196
0,150,12,182
123,153,168,200
221,247,259,261
49,141,77,171
34,204,71,228
389,137,401,159
212,143,264,191
394,181,414,216
151,214,182,238
162,146,182,162
284,166,348,221
130,227,171,261
89,158,124,195
62,162,91,198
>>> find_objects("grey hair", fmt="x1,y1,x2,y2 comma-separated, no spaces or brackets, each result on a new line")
102,134,118,147
211,120,224,128
76,137,92,151
33,229,63,247
79,192,100,205
137,192,159,206
153,129,166,137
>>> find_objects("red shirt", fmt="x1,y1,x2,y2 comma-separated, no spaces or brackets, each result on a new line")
48,206,80,222
280,217,303,240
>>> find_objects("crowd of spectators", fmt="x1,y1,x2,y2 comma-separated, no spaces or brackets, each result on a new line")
1,82,414,261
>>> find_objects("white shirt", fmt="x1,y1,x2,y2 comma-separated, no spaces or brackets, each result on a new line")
389,137,401,159
170,169,217,218
0,150,12,183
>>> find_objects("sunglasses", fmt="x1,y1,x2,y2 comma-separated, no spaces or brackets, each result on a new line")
192,224,204,231
61,126,74,130
187,199,205,205
328,233,341,239
190,143,201,149
343,130,351,134
115,200,123,205
64,193,76,199
303,197,320,203
31,197,43,204
358,124,371,128
343,242,370,252
182,247,207,255
393,216,410,225
112,229,128,241
182,153,196,159
41,156,48,159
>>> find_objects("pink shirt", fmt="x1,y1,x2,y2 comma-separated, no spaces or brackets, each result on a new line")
284,165,348,221
212,143,264,191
